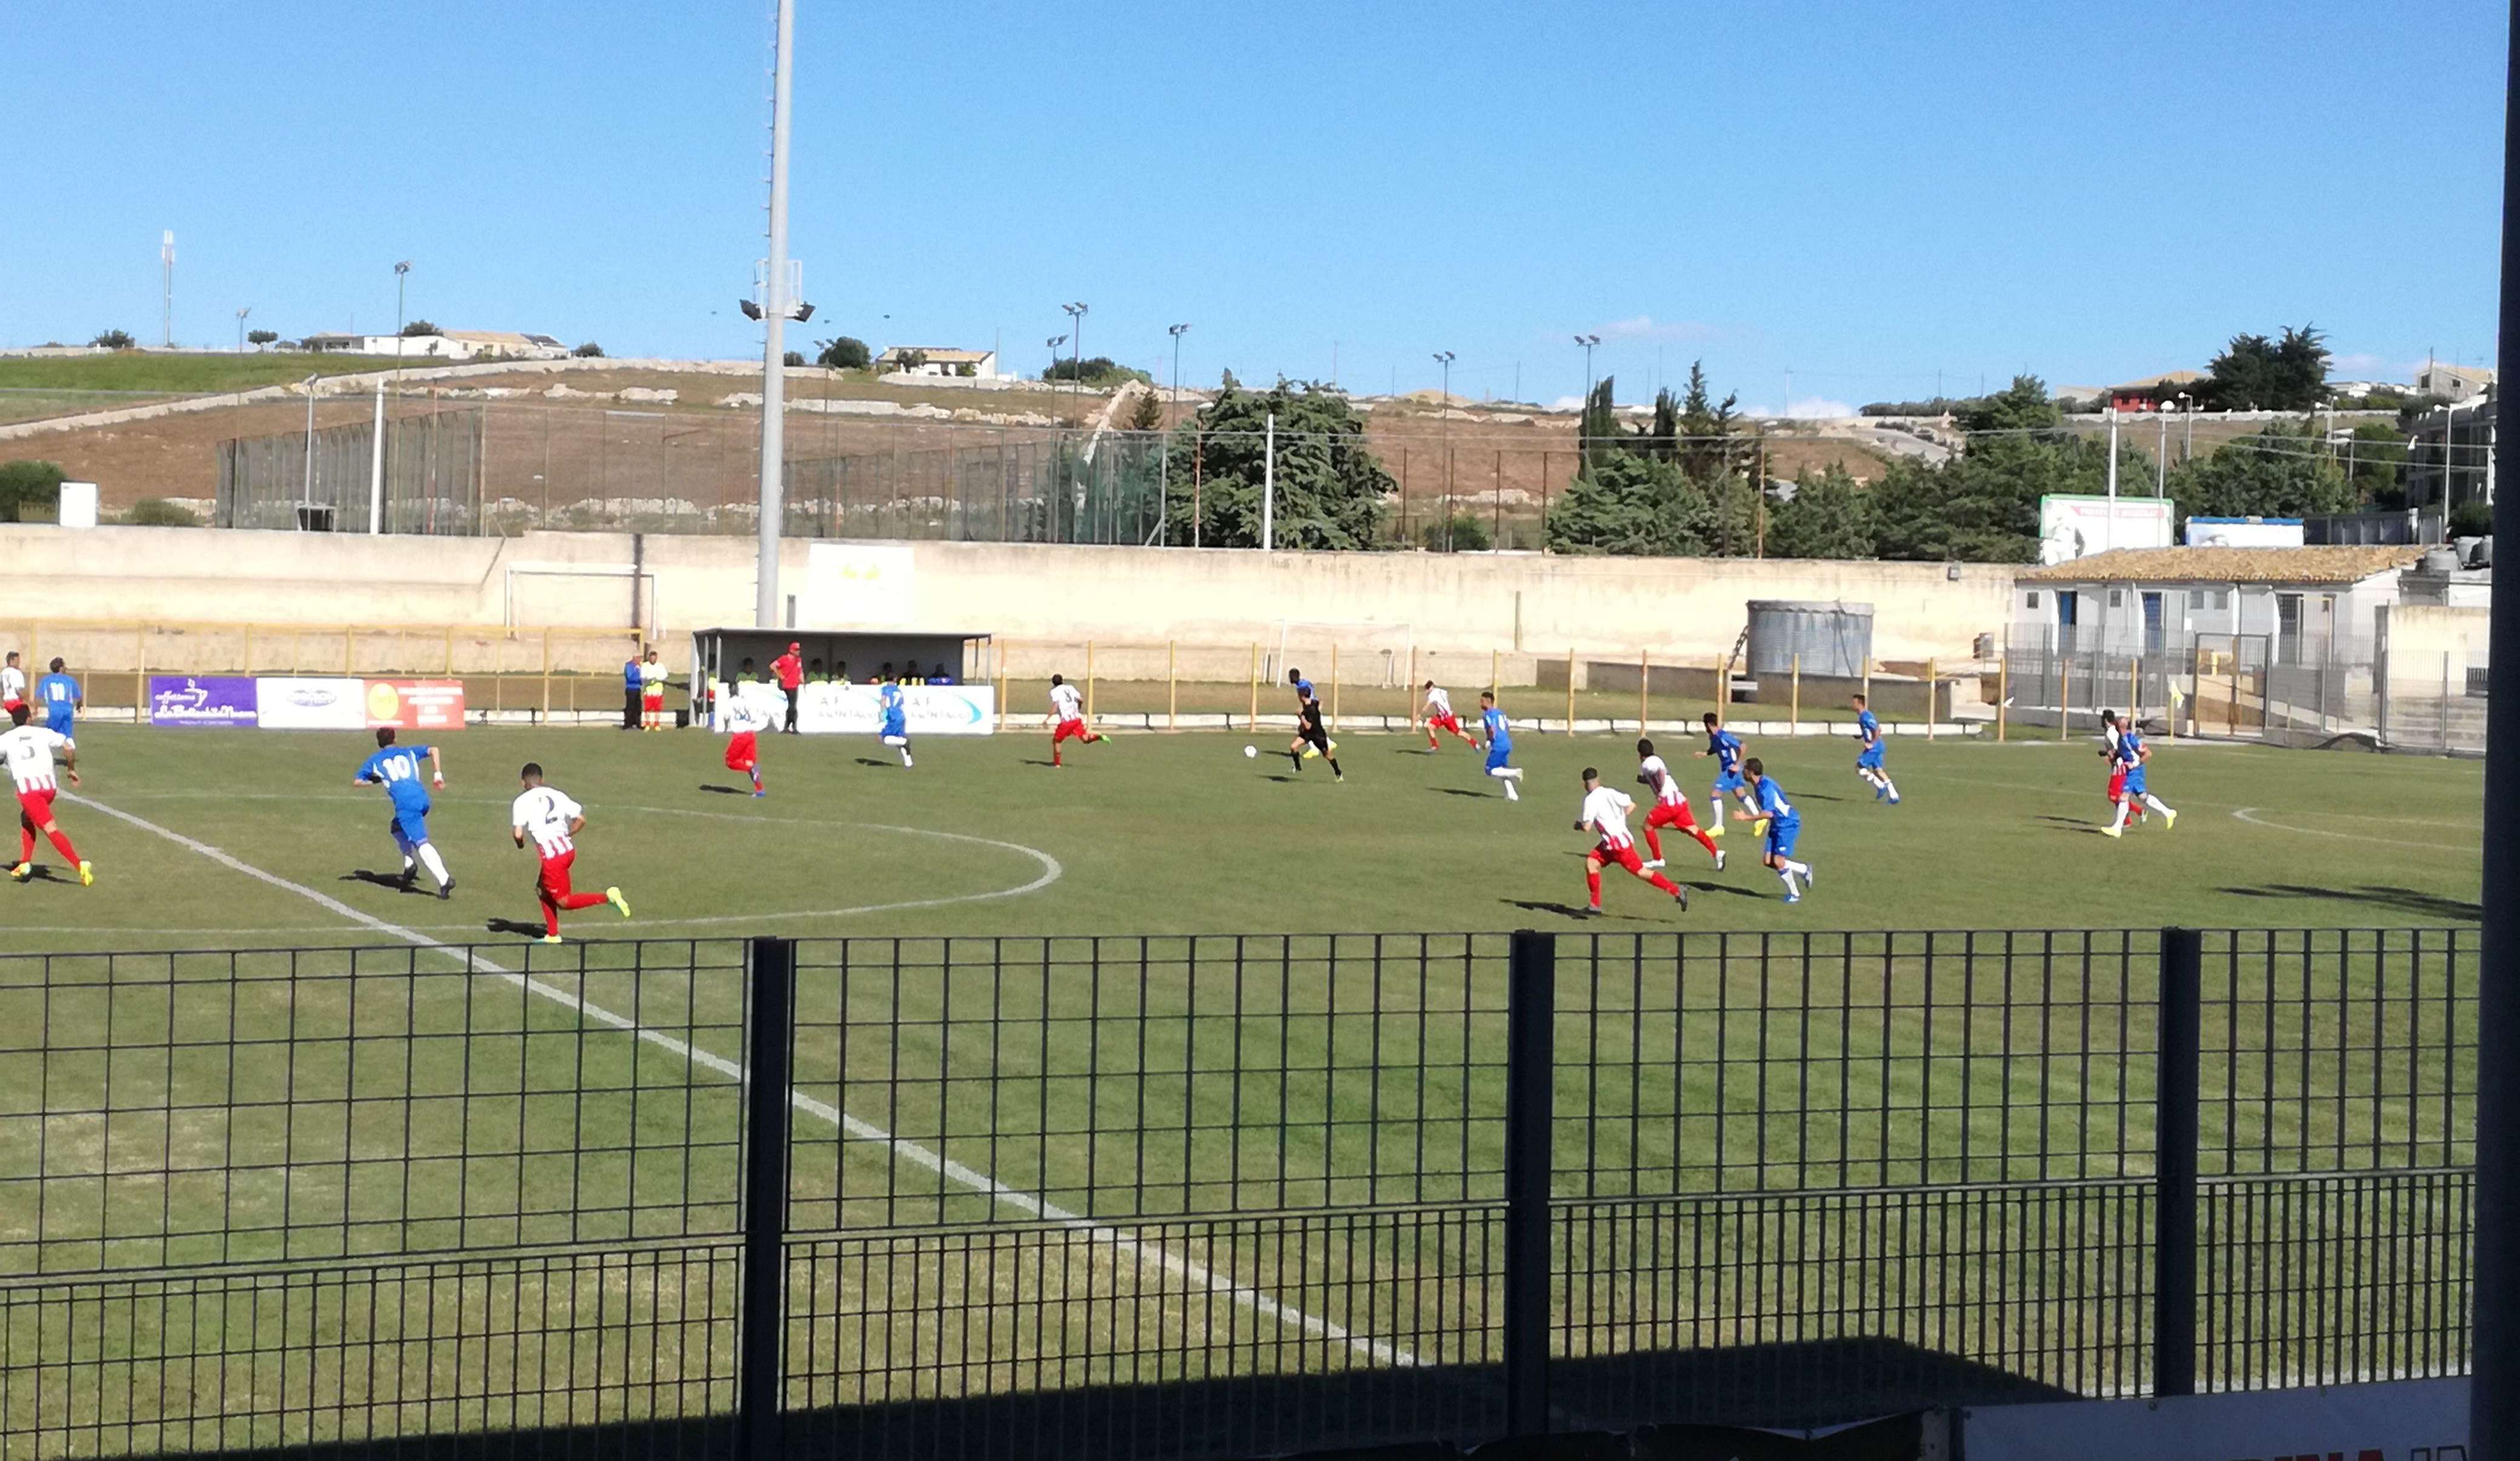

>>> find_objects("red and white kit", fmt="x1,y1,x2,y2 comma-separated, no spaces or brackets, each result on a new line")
1638,752,1721,864
1049,681,1089,743
1423,685,1463,736
0,723,81,873
1581,785,1647,873
723,694,772,772
511,784,611,936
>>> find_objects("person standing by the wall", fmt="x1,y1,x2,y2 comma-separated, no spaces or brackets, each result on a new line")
773,641,805,734
620,653,642,731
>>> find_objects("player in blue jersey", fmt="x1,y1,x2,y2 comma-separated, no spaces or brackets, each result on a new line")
2099,711,2176,837
34,660,79,738
878,680,913,767
353,728,452,897
1741,758,1816,903
1478,691,1523,801
1694,711,1760,837
1850,694,1900,804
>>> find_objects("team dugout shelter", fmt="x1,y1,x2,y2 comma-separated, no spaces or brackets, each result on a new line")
687,628,996,712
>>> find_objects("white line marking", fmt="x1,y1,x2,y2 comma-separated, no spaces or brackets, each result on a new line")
2230,806,2459,854
65,792,1413,1367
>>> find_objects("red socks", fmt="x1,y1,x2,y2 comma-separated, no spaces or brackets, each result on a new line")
1648,871,1681,895
1585,869,1602,906
1693,828,1720,857
16,829,31,864
1642,829,1664,861
47,831,75,864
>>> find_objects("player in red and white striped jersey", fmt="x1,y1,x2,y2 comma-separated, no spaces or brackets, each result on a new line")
1635,739,1721,872
0,704,88,886
510,763,629,943
1573,766,1686,915
1048,674,1103,768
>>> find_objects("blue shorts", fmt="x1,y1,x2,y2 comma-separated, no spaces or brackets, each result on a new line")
1484,742,1513,772
2123,768,2147,798
1766,819,1801,860
880,718,907,739
44,715,71,739
1857,743,1885,770
389,804,431,846
1712,768,1744,796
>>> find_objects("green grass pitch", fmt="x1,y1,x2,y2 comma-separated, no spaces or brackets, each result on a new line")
11,720,2482,948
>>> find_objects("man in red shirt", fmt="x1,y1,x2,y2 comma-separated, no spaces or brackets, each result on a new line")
771,642,805,733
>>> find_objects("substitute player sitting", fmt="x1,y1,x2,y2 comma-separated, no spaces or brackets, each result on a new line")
1421,681,1478,750
1635,738,1721,871
722,688,773,797
1048,674,1105,768
0,705,87,886
1573,767,1687,914
354,728,452,898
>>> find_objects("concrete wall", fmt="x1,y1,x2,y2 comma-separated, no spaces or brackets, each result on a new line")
0,526,2016,680
2381,604,2490,692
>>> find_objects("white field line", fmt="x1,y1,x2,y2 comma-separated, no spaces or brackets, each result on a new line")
68,793,1417,1368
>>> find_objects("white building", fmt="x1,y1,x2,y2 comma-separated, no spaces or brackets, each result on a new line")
2013,545,2427,664
874,346,999,379
301,331,570,362
2414,362,2495,403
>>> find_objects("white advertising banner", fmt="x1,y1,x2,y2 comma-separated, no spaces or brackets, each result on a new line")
254,677,368,730
2039,494,2176,565
715,681,996,736
1964,1377,2468,1461
804,543,917,626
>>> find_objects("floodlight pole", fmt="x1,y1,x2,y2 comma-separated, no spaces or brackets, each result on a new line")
1166,323,1189,545
2103,406,2119,555
755,0,797,630
2467,6,2520,1456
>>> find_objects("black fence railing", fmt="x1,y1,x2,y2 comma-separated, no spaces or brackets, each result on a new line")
0,926,2475,1460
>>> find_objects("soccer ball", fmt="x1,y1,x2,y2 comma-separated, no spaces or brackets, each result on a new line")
1243,744,1258,758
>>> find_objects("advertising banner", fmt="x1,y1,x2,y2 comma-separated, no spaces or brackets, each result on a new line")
254,677,368,730
2038,494,2176,564
1964,1376,2468,1461
147,676,261,729
714,681,996,735
363,680,467,730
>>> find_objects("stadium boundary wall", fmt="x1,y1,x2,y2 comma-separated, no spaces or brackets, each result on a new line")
0,526,2013,667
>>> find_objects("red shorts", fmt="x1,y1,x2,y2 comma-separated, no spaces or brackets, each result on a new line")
14,787,53,824
1428,712,1463,734
1052,718,1089,744
2107,770,2127,802
537,848,578,899
1591,841,1644,874
725,730,759,770
643,688,665,711
1646,801,1698,831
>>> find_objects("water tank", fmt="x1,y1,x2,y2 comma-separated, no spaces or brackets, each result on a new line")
1746,600,1874,680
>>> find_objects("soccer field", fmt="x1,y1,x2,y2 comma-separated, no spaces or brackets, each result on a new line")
9,721,2486,947
0,721,2478,1451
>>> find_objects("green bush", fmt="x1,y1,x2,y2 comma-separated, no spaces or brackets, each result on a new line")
2449,500,2494,537
124,498,200,528
0,461,64,522
1421,514,1492,552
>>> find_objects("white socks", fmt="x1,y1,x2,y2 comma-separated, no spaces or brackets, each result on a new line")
416,843,450,888
1780,867,1801,895
2143,793,2173,816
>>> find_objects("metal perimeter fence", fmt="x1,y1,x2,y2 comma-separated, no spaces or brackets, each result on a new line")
0,925,2470,1460
209,408,1600,549
2003,628,2487,757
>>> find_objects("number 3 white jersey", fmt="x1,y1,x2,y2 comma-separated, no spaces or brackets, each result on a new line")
510,786,584,857
1050,683,1083,722
1580,786,1637,848
0,726,70,792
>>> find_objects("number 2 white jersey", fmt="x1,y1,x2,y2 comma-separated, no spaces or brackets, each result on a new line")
1638,754,1684,806
1050,683,1083,722
510,785,583,857
0,726,67,792
1580,786,1637,847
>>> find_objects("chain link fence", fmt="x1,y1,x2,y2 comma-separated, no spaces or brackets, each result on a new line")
214,402,484,533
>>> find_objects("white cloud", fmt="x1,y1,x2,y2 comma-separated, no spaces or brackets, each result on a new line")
1546,394,1586,412
2327,351,2421,382
1592,315,1718,343
1743,396,1858,420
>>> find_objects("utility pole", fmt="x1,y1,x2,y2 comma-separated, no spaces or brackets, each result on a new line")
160,232,175,348
2156,410,2168,496
754,0,797,630
234,306,250,355
1166,323,1191,543
2104,406,2120,554
1434,351,1456,547
1574,334,1599,404
1063,302,1088,405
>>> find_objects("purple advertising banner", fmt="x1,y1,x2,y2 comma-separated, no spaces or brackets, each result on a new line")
148,675,260,728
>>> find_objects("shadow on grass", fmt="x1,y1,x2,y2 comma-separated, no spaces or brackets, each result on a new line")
697,783,749,796
1680,879,1769,900
1502,898,1650,922
7,864,70,887
2220,883,2483,920
2032,815,2115,835
1429,787,1495,799
342,869,427,893
854,758,897,769
483,917,547,938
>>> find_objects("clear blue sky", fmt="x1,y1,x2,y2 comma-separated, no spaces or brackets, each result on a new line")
5,1,2505,411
